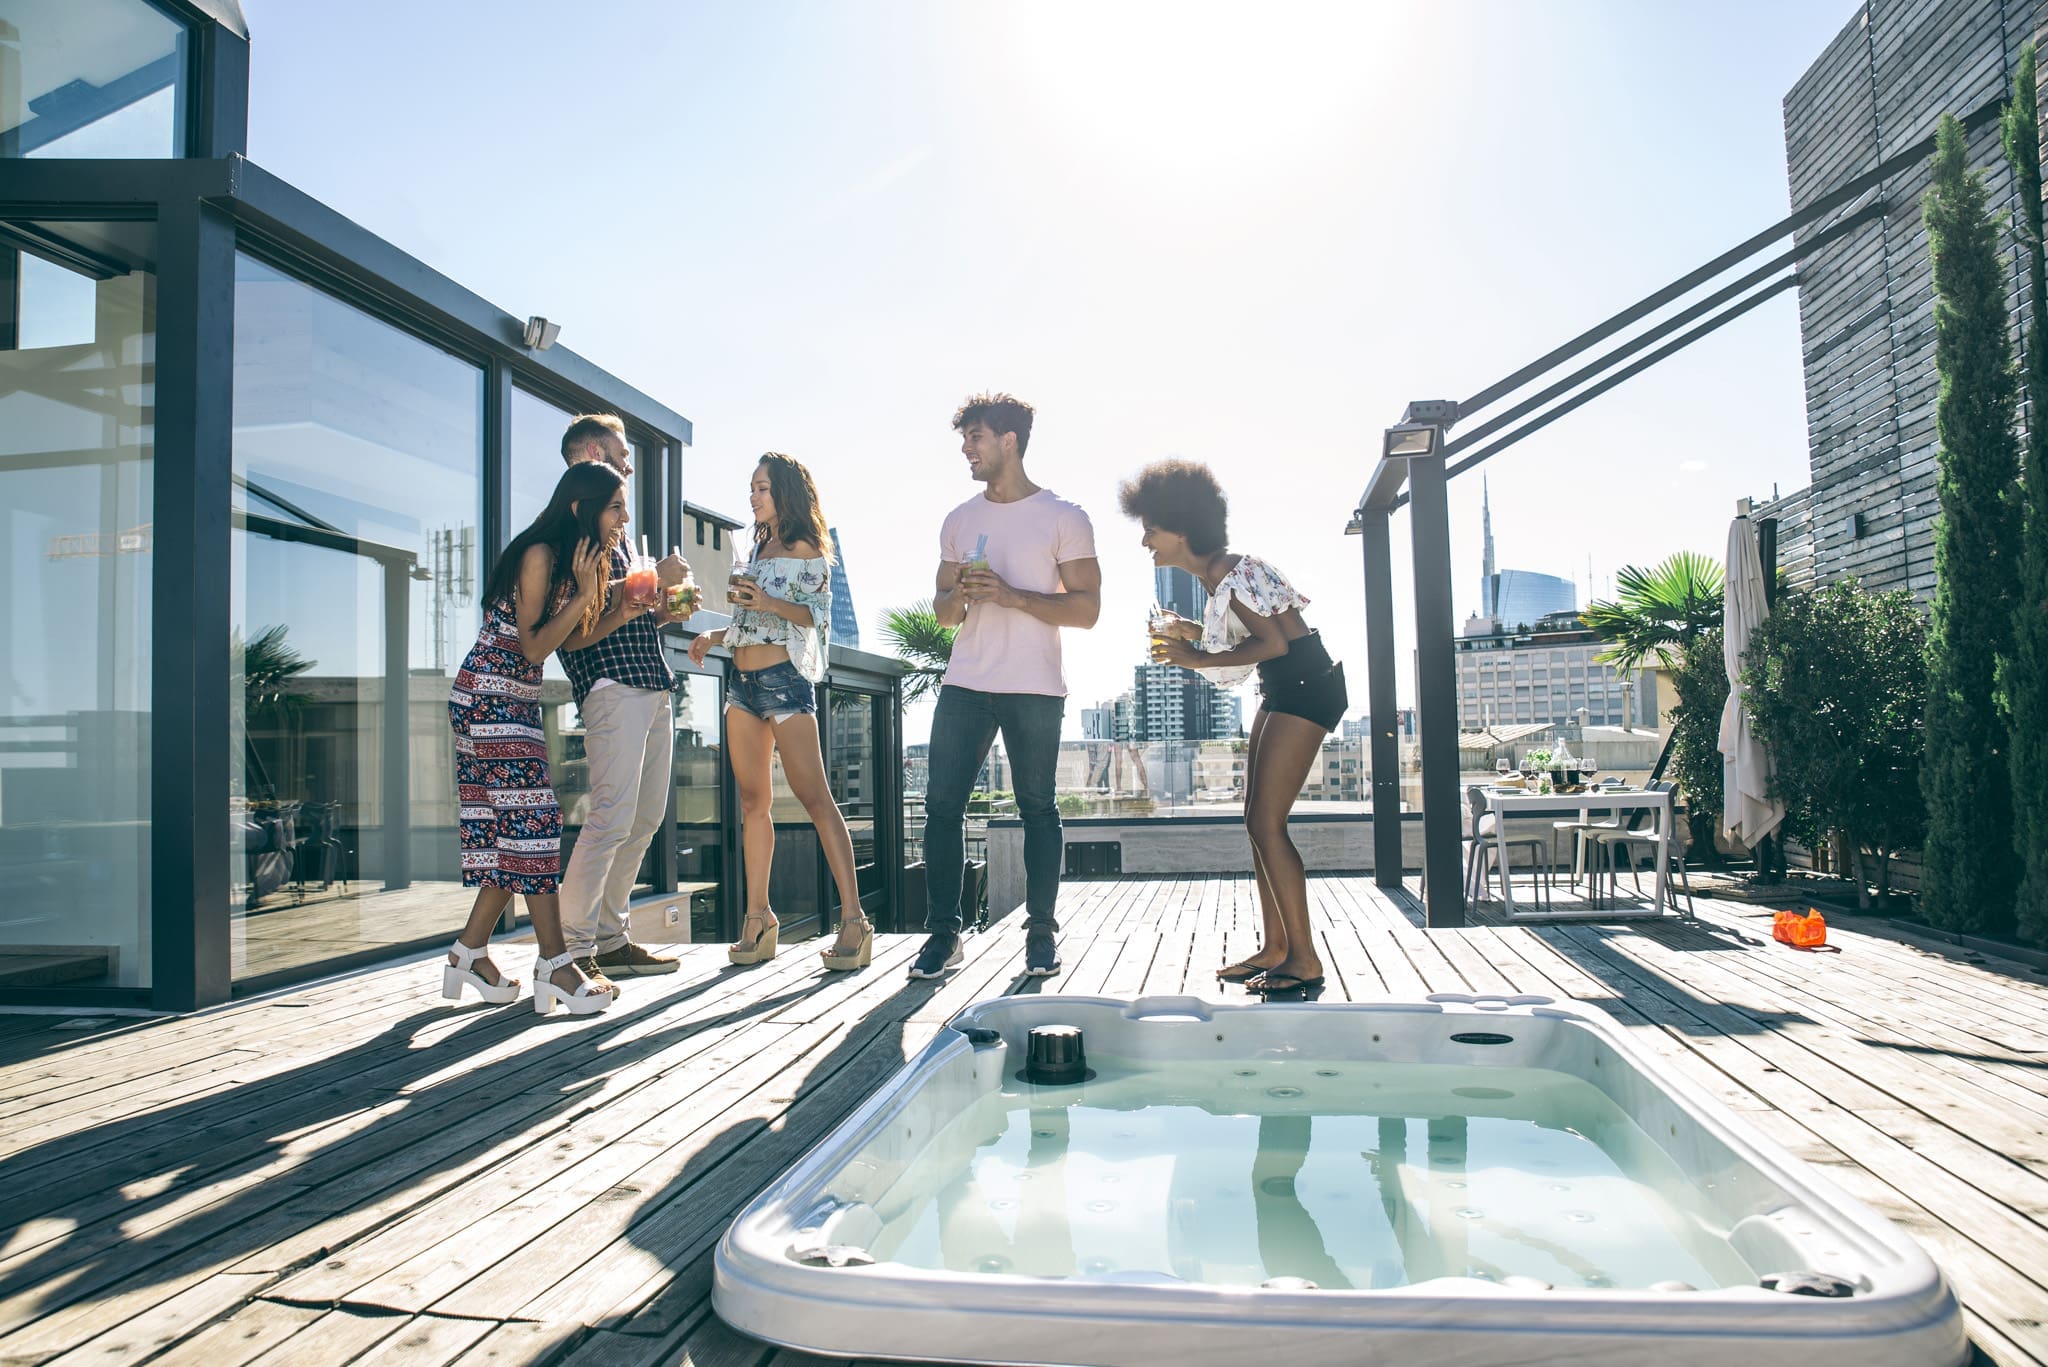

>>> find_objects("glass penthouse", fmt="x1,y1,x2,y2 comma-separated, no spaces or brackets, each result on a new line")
1,0,904,1011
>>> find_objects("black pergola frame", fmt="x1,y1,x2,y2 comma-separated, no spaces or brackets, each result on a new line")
1356,93,2009,929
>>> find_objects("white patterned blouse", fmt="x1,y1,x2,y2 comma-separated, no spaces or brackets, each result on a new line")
726,553,834,682
1194,555,1310,687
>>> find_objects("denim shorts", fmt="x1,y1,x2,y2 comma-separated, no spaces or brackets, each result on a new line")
726,660,816,723
1256,631,1348,733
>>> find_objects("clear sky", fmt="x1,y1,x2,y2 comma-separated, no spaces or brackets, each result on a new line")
242,0,1862,741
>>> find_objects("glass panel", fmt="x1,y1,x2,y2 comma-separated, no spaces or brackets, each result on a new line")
18,253,97,347
0,229,156,989
827,689,882,922
2,0,188,159
229,252,484,983
673,669,723,942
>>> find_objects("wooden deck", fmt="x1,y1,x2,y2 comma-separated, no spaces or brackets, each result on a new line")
2,877,2045,1366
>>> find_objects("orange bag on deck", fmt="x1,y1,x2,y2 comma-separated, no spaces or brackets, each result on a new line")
1789,910,1828,947
1773,909,1828,947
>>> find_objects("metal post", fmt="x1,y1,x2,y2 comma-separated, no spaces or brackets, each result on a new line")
382,559,413,890
1407,450,1465,927
1360,508,1404,885
1757,517,1779,609
153,199,236,1010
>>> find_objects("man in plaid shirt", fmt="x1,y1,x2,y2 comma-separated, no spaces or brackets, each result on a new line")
556,414,694,991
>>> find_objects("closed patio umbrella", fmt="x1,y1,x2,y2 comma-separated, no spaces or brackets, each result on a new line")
1718,515,1786,848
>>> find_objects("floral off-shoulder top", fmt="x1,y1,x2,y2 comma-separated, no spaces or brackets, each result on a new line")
726,553,833,682
1195,555,1310,687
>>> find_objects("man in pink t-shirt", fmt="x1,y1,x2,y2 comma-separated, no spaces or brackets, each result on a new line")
907,393,1100,981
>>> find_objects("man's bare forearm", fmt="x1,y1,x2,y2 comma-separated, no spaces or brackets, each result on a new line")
934,587,968,628
1008,588,1099,629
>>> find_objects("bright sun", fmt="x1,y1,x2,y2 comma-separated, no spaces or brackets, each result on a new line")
987,2,1425,180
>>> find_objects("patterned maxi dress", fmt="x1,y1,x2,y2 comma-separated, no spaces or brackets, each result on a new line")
450,596,562,893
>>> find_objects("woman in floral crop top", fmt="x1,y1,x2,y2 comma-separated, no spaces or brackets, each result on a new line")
1119,459,1349,995
690,454,872,970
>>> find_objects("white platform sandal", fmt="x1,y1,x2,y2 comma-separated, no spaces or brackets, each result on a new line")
532,950,616,1016
443,939,520,1004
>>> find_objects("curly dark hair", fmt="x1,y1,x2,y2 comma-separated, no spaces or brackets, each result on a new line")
951,391,1034,456
1118,459,1229,556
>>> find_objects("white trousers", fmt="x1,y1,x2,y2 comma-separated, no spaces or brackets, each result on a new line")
560,684,674,956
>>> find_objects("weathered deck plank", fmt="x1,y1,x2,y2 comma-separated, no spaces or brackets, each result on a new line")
1,877,2044,1366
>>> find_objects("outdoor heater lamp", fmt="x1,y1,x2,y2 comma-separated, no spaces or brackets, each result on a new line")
523,315,562,350
1383,422,1438,457
1384,399,1462,459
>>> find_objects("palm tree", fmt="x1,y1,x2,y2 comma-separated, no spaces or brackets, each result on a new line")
879,601,956,703
1582,551,1724,672
1585,551,1728,867
233,624,317,800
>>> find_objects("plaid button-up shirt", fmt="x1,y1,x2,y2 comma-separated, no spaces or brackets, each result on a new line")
558,545,677,706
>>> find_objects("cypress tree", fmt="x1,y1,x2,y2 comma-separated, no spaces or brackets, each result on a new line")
2005,46,2048,946
1921,113,2024,935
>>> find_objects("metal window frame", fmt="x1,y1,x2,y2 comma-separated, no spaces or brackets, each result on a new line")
2,154,692,1010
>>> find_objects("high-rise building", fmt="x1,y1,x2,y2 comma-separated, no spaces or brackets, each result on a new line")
1155,565,1208,620
1487,569,1577,630
1762,2,2047,599
827,526,859,650
1480,473,1497,616
1080,703,1117,740
1455,610,1657,730
1128,663,1238,742
1468,481,1577,631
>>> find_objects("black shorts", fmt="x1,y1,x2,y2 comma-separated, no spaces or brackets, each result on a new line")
1257,632,1348,733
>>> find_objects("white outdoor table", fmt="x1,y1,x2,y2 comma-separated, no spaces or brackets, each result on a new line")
1484,786,1674,921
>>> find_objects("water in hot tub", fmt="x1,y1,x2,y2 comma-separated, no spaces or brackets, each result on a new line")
862,1056,1757,1291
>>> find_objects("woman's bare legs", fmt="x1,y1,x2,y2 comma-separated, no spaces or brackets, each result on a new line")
772,713,868,953
1230,712,1289,974
1242,710,1326,985
450,888,592,993
451,888,513,984
727,706,780,949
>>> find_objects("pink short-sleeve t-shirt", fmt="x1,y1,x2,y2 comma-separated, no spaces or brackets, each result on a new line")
941,489,1097,697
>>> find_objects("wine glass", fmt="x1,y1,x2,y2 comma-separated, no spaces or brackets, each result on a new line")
1494,758,1512,780
1582,757,1601,785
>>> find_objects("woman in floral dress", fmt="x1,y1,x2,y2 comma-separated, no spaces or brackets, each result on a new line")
1120,459,1348,994
444,461,639,1015
689,453,869,970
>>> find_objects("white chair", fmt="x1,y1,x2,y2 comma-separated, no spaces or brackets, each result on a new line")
1461,784,1550,909
1551,795,1622,895
1586,781,1695,914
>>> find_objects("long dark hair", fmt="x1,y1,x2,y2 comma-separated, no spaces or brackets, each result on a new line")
752,452,834,563
480,461,625,626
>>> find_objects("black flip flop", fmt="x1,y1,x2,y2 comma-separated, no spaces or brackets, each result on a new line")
1215,959,1271,982
1249,972,1325,993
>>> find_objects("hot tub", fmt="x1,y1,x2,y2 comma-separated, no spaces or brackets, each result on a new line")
714,993,1967,1367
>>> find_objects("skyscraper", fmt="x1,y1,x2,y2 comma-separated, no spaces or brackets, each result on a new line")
1469,478,1575,631
1481,474,1497,617
827,526,859,650
1131,566,1237,740
1154,565,1207,619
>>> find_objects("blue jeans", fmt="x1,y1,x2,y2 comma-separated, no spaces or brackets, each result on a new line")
923,685,1064,935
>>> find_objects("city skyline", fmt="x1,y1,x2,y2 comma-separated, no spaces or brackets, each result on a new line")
241,0,1849,741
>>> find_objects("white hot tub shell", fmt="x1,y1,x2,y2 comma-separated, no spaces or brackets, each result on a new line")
714,993,1968,1367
